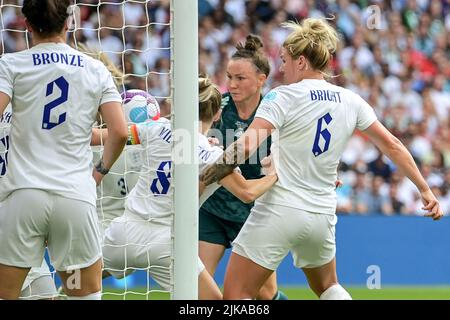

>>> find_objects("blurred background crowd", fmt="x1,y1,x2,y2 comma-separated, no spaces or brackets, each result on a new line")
1,0,449,216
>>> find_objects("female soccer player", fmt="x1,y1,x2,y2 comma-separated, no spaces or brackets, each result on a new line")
202,18,444,300
93,77,278,299
0,0,127,299
199,34,286,300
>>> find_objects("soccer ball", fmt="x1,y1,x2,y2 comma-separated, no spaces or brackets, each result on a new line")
121,89,161,124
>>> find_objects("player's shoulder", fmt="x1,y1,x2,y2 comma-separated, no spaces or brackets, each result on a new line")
261,84,297,105
0,49,27,65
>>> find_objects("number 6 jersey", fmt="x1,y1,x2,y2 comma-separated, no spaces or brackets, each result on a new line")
255,79,377,215
0,43,121,205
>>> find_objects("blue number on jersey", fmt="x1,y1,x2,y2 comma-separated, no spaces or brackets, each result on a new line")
42,76,69,130
312,112,332,157
118,177,128,196
151,161,172,195
0,134,9,176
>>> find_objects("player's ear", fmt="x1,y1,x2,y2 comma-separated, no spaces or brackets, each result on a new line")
24,19,33,33
257,73,267,87
298,55,309,71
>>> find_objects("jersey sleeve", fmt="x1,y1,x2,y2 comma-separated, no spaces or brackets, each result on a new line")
355,93,377,131
98,63,122,106
255,88,290,129
0,55,14,99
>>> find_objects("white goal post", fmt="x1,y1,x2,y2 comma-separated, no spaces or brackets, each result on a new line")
171,0,199,300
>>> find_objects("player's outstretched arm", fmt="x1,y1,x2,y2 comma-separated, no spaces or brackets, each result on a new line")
200,118,274,186
220,172,277,204
363,120,444,220
218,155,277,203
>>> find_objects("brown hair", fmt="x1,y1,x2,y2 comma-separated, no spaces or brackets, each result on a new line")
199,76,221,122
281,18,338,72
22,0,70,37
231,34,270,77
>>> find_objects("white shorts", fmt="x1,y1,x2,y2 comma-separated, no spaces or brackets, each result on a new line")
103,210,172,290
20,259,57,300
103,210,204,291
232,204,337,270
0,189,102,271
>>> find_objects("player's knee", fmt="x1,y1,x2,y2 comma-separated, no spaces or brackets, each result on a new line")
66,291,102,300
256,284,277,300
319,284,352,300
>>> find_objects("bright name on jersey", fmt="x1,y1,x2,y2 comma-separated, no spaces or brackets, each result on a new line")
310,89,341,103
32,52,84,67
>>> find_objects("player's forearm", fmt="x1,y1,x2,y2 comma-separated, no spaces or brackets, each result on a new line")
243,175,278,202
381,138,429,193
101,128,127,169
220,173,277,203
199,140,252,186
199,127,269,186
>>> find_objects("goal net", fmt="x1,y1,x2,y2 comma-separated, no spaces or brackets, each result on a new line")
0,0,198,300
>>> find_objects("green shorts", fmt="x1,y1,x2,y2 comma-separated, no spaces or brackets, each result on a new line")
199,208,245,249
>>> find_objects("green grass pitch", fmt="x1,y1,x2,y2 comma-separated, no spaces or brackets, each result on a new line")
102,286,450,300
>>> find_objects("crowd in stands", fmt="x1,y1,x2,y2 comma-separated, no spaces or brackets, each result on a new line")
1,0,449,215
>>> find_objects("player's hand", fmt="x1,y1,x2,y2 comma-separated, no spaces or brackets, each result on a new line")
261,155,276,176
92,168,104,186
200,142,242,186
208,137,222,148
421,189,444,220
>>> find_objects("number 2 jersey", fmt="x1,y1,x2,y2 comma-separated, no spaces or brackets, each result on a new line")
0,43,121,205
126,117,223,223
255,79,377,215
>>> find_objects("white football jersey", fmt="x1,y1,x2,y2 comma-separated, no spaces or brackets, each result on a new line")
0,43,121,205
0,104,11,178
255,79,377,215
125,118,173,223
198,133,223,206
93,145,143,227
